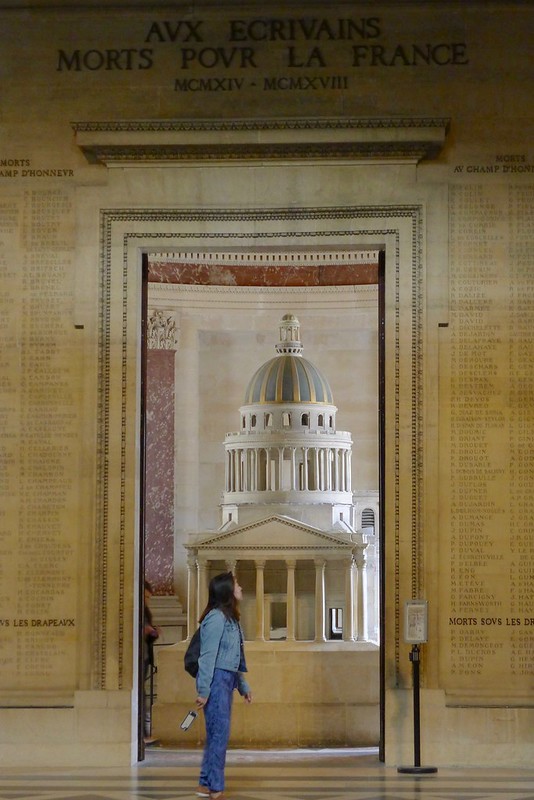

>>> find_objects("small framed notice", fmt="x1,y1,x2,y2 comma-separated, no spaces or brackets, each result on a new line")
404,599,428,643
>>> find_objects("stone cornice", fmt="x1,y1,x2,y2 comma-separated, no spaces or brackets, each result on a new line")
72,116,450,165
148,282,379,311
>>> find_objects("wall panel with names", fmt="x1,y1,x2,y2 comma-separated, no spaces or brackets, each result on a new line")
440,183,534,698
0,188,79,695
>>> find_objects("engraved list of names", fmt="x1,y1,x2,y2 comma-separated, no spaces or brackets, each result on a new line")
0,188,78,694
443,183,534,695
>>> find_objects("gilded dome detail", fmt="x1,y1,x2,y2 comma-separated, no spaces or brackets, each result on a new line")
244,316,334,405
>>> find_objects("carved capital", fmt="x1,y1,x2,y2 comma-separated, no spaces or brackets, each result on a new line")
147,308,178,350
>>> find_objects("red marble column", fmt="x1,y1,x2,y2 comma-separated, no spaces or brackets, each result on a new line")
145,348,175,594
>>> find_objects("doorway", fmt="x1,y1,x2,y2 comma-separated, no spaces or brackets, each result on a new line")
139,245,384,758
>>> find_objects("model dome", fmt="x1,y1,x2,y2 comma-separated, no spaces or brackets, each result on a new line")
243,315,334,405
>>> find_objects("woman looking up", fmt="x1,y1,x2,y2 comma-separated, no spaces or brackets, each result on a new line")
195,572,253,800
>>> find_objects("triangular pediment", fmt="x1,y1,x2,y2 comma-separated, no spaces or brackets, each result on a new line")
188,515,353,552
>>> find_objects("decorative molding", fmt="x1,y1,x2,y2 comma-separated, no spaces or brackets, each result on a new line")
73,117,449,165
148,282,379,311
96,205,423,688
94,207,111,689
150,247,380,266
192,544,354,551
74,117,450,133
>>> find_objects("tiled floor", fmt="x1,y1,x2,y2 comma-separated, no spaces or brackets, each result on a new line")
1,748,534,800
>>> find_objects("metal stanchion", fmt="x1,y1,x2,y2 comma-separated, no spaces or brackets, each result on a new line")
397,599,437,775
144,663,159,746
397,644,437,774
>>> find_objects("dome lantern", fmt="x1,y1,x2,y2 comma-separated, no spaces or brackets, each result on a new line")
276,314,303,356
244,315,333,405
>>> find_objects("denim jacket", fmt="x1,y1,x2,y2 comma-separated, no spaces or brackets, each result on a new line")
196,608,250,699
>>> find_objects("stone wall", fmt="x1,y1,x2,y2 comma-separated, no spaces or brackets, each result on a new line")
0,0,532,768
155,642,380,748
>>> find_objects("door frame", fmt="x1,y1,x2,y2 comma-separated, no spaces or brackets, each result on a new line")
93,204,425,763
137,242,389,760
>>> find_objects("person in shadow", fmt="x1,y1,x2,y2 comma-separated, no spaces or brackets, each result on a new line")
143,579,161,743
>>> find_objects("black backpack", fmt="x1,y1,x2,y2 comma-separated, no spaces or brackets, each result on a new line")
184,628,201,677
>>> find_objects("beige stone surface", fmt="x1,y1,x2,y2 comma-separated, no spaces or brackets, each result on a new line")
155,642,379,747
0,691,136,767
386,689,534,768
0,0,532,769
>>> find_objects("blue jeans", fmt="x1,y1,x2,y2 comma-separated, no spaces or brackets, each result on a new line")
200,669,237,792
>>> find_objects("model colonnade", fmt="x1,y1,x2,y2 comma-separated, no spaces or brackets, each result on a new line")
185,552,367,643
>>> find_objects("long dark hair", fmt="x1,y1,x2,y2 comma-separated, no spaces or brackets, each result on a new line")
199,571,240,622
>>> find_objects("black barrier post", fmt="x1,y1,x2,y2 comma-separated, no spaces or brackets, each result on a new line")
397,644,437,775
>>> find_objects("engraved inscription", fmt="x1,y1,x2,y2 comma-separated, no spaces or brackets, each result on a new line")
444,184,534,689
0,189,78,690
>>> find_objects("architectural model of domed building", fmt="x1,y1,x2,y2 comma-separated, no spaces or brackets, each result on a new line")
221,313,355,533
185,315,378,645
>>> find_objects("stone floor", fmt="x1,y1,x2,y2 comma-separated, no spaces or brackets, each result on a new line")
1,748,534,800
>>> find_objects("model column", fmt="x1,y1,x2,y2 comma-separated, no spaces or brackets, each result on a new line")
186,552,198,638
251,449,257,491
227,449,234,492
302,447,309,490
345,450,352,492
314,558,326,642
255,560,266,640
286,559,296,641
197,557,209,618
343,556,356,642
333,448,339,491
354,547,366,641
226,559,237,577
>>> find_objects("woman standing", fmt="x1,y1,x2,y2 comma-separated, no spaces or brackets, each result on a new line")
195,572,252,800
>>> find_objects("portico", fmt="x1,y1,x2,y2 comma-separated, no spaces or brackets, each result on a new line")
185,517,368,643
